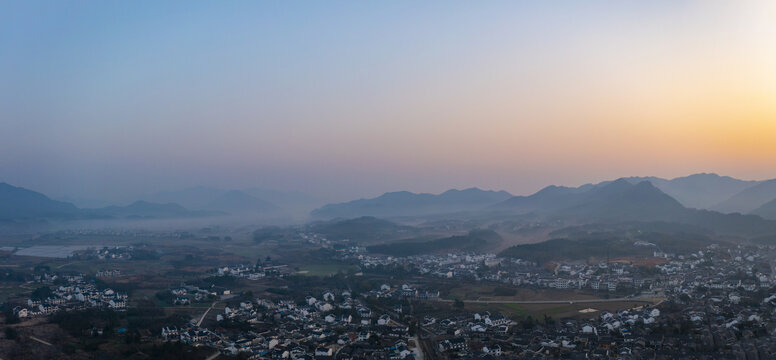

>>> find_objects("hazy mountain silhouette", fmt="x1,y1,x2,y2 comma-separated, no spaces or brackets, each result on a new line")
624,173,760,209
204,190,278,213
493,184,594,212
0,182,80,220
311,188,512,219
495,178,776,235
88,201,220,219
243,188,322,209
57,196,114,209
142,186,316,215
712,179,776,214
140,186,225,209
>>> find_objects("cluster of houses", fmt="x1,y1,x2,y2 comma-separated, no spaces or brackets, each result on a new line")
215,264,291,280
417,301,776,359
355,252,661,295
76,246,135,260
95,269,121,277
14,274,127,318
369,283,440,301
169,284,231,305
162,289,421,359
340,242,776,358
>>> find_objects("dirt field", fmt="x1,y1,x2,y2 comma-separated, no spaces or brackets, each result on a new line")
463,299,659,320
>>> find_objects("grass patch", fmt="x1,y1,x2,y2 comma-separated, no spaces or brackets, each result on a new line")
298,263,358,276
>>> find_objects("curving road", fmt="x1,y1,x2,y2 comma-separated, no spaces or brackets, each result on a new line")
197,302,217,327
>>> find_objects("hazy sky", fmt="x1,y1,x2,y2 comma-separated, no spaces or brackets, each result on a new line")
1,1,775,202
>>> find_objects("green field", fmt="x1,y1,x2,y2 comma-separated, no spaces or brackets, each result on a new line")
298,263,358,276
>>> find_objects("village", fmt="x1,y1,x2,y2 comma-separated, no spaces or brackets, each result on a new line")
137,239,776,359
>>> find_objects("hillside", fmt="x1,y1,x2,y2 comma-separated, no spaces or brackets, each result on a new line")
311,188,512,219
492,184,593,213
555,180,687,222
751,198,776,220
309,216,420,243
495,179,685,221
368,229,502,256
500,231,713,263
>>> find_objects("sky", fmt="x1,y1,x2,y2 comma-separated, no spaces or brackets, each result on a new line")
1,1,775,203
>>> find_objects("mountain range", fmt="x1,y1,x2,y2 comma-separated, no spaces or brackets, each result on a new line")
138,186,321,216
492,173,776,219
3,172,776,226
494,179,776,235
310,188,513,219
622,173,760,210
710,179,776,214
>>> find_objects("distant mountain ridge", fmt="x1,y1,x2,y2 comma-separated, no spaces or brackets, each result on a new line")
712,179,776,214
622,173,760,210
140,186,321,216
496,173,775,214
495,179,685,221
85,201,221,219
204,190,278,213
494,178,776,236
311,187,513,219
555,180,687,222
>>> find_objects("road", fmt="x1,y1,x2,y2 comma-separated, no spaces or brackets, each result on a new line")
197,302,217,327
29,336,53,346
205,351,220,360
408,336,424,360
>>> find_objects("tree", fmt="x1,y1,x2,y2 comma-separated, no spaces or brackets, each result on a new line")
453,299,464,309
543,314,555,326
1,303,19,325
31,286,53,300
521,316,535,329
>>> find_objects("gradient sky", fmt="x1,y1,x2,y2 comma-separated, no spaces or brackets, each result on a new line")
1,1,775,203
